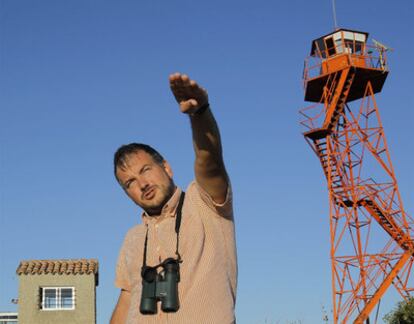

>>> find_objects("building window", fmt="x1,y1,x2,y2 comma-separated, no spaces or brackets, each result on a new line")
41,287,75,310
0,312,18,324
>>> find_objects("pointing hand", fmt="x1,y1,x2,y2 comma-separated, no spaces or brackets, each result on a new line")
169,73,209,115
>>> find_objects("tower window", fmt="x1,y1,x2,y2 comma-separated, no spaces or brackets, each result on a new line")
325,37,336,56
40,287,75,310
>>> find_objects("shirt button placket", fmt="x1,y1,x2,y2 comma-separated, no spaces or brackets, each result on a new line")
151,222,158,265
155,223,161,261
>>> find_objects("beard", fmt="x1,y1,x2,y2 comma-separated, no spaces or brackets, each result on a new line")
141,179,176,216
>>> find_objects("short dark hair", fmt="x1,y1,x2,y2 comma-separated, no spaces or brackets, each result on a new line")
113,143,164,180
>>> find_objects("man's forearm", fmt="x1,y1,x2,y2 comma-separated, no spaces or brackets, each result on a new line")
190,105,228,203
169,72,228,202
190,105,224,169
110,290,130,324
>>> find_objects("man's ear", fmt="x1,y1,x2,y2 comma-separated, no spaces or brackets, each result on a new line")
163,160,173,178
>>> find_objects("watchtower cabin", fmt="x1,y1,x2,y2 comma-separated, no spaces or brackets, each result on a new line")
303,28,388,140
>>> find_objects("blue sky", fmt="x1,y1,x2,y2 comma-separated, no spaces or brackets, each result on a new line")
1,0,413,323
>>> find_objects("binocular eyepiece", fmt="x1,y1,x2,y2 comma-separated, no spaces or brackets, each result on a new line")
140,258,180,314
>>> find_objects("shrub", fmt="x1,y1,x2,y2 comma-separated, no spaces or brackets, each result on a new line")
383,297,414,324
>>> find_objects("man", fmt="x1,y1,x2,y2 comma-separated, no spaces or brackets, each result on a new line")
110,73,237,324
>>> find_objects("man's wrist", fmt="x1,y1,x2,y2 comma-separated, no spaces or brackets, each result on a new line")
190,102,210,117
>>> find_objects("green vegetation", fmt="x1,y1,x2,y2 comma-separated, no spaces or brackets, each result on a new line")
383,297,414,324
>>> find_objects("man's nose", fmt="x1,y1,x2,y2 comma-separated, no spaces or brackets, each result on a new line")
140,181,150,192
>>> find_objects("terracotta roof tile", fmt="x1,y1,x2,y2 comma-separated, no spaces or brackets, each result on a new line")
16,259,99,276
40,262,48,273
61,262,68,273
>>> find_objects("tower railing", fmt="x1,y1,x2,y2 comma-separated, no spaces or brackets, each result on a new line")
299,72,340,131
303,43,388,87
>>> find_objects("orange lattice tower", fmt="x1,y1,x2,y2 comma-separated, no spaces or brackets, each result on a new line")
300,29,414,323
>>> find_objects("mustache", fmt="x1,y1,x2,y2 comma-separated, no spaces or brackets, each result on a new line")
141,185,157,199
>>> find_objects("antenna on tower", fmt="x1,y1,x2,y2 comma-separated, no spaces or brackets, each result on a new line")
372,39,394,52
332,0,339,30
372,39,393,70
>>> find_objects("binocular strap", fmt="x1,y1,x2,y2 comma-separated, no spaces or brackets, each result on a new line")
142,192,186,269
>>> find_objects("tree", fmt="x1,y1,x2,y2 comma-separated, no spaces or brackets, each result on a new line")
383,297,414,324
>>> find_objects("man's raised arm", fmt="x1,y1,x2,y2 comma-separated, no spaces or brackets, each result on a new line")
169,73,228,204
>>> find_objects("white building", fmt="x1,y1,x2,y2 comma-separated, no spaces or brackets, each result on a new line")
0,312,18,324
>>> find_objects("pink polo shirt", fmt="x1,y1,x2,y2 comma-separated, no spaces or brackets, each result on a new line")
115,181,237,324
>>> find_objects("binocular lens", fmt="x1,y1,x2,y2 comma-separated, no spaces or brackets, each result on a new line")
141,267,157,282
140,298,157,314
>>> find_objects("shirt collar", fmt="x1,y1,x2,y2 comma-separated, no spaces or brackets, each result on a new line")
142,187,182,224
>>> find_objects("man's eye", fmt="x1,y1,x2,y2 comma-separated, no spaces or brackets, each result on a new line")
125,180,134,189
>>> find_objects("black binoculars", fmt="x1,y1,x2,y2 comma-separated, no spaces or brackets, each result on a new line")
140,258,180,314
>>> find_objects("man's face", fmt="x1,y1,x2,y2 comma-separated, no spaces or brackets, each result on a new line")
115,151,175,215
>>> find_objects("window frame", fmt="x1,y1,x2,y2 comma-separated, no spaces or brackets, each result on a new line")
40,287,75,311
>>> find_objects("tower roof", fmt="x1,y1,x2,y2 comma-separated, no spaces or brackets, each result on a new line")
16,259,99,276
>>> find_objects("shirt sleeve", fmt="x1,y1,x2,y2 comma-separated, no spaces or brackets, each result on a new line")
191,180,233,220
114,237,131,291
